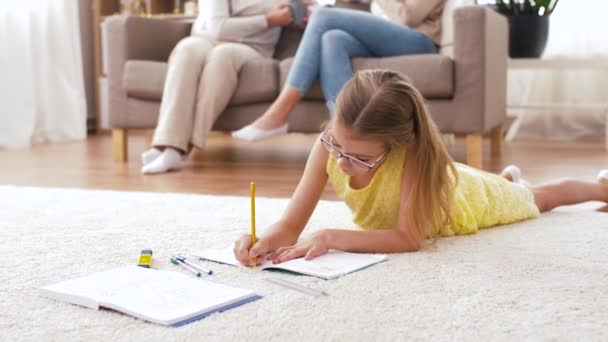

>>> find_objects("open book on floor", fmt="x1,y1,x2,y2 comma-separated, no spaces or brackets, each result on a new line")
40,265,261,327
193,247,387,280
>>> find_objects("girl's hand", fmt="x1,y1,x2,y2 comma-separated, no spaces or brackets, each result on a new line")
233,234,272,266
266,4,293,27
233,227,300,266
267,231,329,263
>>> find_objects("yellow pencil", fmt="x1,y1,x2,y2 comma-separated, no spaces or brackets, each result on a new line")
250,182,257,268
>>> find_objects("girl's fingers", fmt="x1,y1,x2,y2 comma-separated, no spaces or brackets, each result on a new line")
237,248,252,265
275,247,306,264
272,249,292,264
234,235,253,265
249,241,268,266
255,256,265,266
268,246,289,260
305,246,323,260
249,239,269,259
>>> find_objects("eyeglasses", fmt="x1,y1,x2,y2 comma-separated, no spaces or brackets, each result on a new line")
320,132,389,172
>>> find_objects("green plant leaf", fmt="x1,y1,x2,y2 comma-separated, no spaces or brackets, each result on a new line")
487,0,558,16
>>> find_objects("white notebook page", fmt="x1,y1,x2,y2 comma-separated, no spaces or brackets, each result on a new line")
195,247,386,279
41,266,258,326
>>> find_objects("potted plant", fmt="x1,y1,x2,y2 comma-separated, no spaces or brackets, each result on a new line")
482,0,559,58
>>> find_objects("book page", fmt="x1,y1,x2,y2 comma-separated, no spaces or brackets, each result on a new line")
195,247,386,279
102,271,257,325
194,247,275,268
40,266,159,309
41,266,259,326
263,251,387,279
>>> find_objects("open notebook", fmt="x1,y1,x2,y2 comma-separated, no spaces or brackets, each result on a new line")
194,247,387,280
40,266,261,327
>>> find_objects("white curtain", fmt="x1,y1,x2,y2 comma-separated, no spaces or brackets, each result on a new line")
507,0,608,141
0,0,86,148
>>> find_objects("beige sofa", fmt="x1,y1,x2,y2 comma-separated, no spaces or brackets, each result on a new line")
101,4,508,169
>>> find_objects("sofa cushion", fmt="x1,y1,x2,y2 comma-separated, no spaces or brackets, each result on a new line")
353,55,454,98
279,54,454,99
123,58,279,105
231,59,280,105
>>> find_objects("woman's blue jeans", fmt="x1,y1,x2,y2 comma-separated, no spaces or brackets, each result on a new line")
286,7,437,104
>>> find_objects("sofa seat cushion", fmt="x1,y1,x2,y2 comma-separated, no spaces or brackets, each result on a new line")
279,54,454,100
123,58,280,105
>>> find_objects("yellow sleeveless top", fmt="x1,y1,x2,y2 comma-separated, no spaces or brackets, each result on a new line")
326,147,540,236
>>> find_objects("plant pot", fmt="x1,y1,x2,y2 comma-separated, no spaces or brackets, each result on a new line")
508,15,550,58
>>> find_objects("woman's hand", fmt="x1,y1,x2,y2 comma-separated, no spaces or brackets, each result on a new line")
265,4,293,27
290,8,311,30
267,230,330,263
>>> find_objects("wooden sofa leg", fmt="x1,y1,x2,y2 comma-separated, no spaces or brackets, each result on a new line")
112,128,128,162
490,126,503,159
466,134,483,169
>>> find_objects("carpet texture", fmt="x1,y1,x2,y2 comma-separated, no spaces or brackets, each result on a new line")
1,186,607,341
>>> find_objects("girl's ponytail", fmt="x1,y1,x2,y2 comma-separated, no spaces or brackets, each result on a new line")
405,85,457,240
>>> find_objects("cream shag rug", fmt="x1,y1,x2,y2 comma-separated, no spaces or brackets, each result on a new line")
1,186,607,341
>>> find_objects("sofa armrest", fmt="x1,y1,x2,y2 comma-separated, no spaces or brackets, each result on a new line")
101,16,127,88
102,16,191,83
101,16,191,127
451,5,508,133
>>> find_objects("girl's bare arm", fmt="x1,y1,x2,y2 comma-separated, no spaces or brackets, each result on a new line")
234,137,329,265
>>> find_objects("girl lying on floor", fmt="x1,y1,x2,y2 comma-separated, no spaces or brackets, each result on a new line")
233,70,608,265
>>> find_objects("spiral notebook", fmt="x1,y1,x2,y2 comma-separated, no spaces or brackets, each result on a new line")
40,265,261,327
194,247,387,280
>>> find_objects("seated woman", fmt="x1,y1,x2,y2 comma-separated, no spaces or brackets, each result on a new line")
142,0,292,174
232,0,446,141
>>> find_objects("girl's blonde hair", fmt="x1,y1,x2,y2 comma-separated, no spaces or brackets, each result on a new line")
333,70,457,241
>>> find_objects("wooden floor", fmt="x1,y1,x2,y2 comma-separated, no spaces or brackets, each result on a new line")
1,131,607,199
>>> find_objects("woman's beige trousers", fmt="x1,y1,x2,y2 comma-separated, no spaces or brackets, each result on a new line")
152,34,263,151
